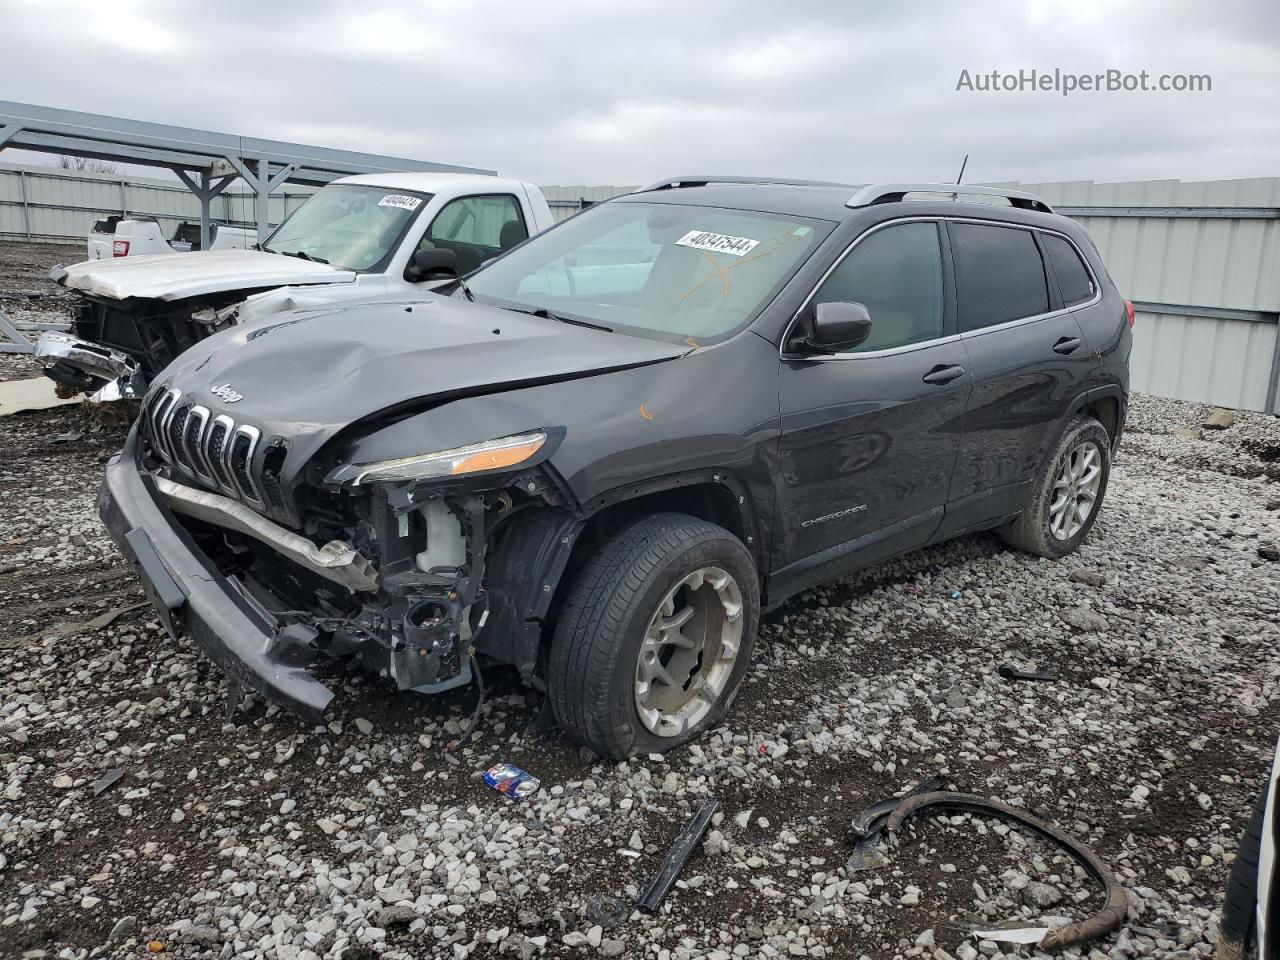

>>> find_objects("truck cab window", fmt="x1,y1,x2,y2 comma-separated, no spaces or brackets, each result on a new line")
421,194,526,274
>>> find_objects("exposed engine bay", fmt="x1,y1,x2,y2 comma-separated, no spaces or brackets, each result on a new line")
142,420,571,698
39,292,244,399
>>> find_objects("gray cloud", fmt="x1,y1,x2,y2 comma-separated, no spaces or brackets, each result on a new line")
1,0,1276,185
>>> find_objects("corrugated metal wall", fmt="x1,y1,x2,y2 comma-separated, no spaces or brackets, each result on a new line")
1007,178,1280,412
3,165,1277,411
0,162,314,242
539,184,638,221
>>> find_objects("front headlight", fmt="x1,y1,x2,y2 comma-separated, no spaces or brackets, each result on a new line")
326,431,547,486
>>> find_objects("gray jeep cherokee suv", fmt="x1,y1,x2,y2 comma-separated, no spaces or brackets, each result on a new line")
99,176,1132,758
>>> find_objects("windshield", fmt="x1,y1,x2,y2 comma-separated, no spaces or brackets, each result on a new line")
462,201,829,342
261,184,431,272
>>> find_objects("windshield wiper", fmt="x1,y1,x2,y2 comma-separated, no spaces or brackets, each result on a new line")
283,250,329,264
505,305,612,333
457,276,476,302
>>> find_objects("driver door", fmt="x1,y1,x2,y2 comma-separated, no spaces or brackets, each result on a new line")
772,219,970,593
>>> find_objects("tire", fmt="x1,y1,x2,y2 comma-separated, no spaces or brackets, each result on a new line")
547,512,760,759
1218,786,1268,959
1001,415,1112,559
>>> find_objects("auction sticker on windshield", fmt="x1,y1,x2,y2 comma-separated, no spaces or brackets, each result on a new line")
378,194,423,211
675,230,760,257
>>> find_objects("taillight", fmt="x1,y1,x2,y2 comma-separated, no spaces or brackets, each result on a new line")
1124,299,1135,327
112,240,130,257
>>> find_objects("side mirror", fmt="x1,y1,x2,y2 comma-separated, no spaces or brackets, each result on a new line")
799,301,872,354
405,248,459,283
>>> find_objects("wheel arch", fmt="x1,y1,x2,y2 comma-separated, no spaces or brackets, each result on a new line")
477,471,762,677
1070,384,1126,449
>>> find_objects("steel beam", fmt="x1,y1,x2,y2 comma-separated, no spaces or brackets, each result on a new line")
0,124,21,150
0,310,33,354
1267,326,1280,417
1060,205,1280,219
1130,300,1278,324
0,100,494,177
173,168,237,249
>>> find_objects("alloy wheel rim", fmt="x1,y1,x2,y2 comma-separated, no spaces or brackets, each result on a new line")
634,566,744,738
1048,440,1102,541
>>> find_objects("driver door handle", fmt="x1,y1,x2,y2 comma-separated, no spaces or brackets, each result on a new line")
922,364,965,385
1053,336,1082,355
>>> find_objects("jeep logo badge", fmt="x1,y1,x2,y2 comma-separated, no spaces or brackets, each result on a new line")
210,383,243,404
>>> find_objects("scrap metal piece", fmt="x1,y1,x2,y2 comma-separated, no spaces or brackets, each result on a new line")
637,797,719,914
884,790,1128,951
585,894,628,930
848,775,947,873
998,664,1058,683
92,768,124,797
851,775,948,837
155,476,377,592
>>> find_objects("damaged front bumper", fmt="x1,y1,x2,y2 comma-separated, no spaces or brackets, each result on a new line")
99,428,336,722
35,331,143,401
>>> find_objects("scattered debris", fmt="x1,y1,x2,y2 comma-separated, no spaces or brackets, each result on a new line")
1202,407,1235,430
1258,545,1280,562
850,775,948,838
92,768,124,797
998,664,1058,683
49,430,83,444
971,925,1051,945
636,797,719,914
482,762,541,800
884,790,1127,950
847,775,947,873
585,894,629,930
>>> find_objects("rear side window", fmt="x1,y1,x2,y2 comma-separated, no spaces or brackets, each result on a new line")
950,223,1049,331
812,221,944,352
1042,233,1095,306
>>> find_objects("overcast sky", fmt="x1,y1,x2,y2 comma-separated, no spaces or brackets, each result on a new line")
1,0,1277,186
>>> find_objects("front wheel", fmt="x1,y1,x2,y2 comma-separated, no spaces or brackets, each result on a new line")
547,513,759,759
1001,415,1112,559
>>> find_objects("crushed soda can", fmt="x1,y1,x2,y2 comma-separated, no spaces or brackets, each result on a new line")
483,762,541,800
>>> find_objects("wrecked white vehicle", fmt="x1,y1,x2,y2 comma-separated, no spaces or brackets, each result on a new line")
37,173,555,399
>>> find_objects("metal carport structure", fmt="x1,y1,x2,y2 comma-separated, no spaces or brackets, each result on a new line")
0,101,495,247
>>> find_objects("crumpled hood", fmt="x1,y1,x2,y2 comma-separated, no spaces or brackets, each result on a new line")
56,249,355,301
156,293,690,471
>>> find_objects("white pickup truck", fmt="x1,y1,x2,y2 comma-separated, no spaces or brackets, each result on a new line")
86,216,255,260
37,173,556,399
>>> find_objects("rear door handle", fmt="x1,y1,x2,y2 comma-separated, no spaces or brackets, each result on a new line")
1053,336,1082,355
922,364,965,385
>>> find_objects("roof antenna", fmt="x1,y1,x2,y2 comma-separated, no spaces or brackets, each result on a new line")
951,154,968,201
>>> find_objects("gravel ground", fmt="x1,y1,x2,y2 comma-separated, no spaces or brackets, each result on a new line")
2,239,1279,960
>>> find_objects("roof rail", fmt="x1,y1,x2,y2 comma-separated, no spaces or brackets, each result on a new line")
639,174,854,192
846,183,1055,214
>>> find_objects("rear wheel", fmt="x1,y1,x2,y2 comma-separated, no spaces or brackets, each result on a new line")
547,513,759,759
1001,415,1111,559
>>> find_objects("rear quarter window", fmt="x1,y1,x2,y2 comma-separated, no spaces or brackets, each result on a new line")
1042,233,1096,306
950,222,1050,331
